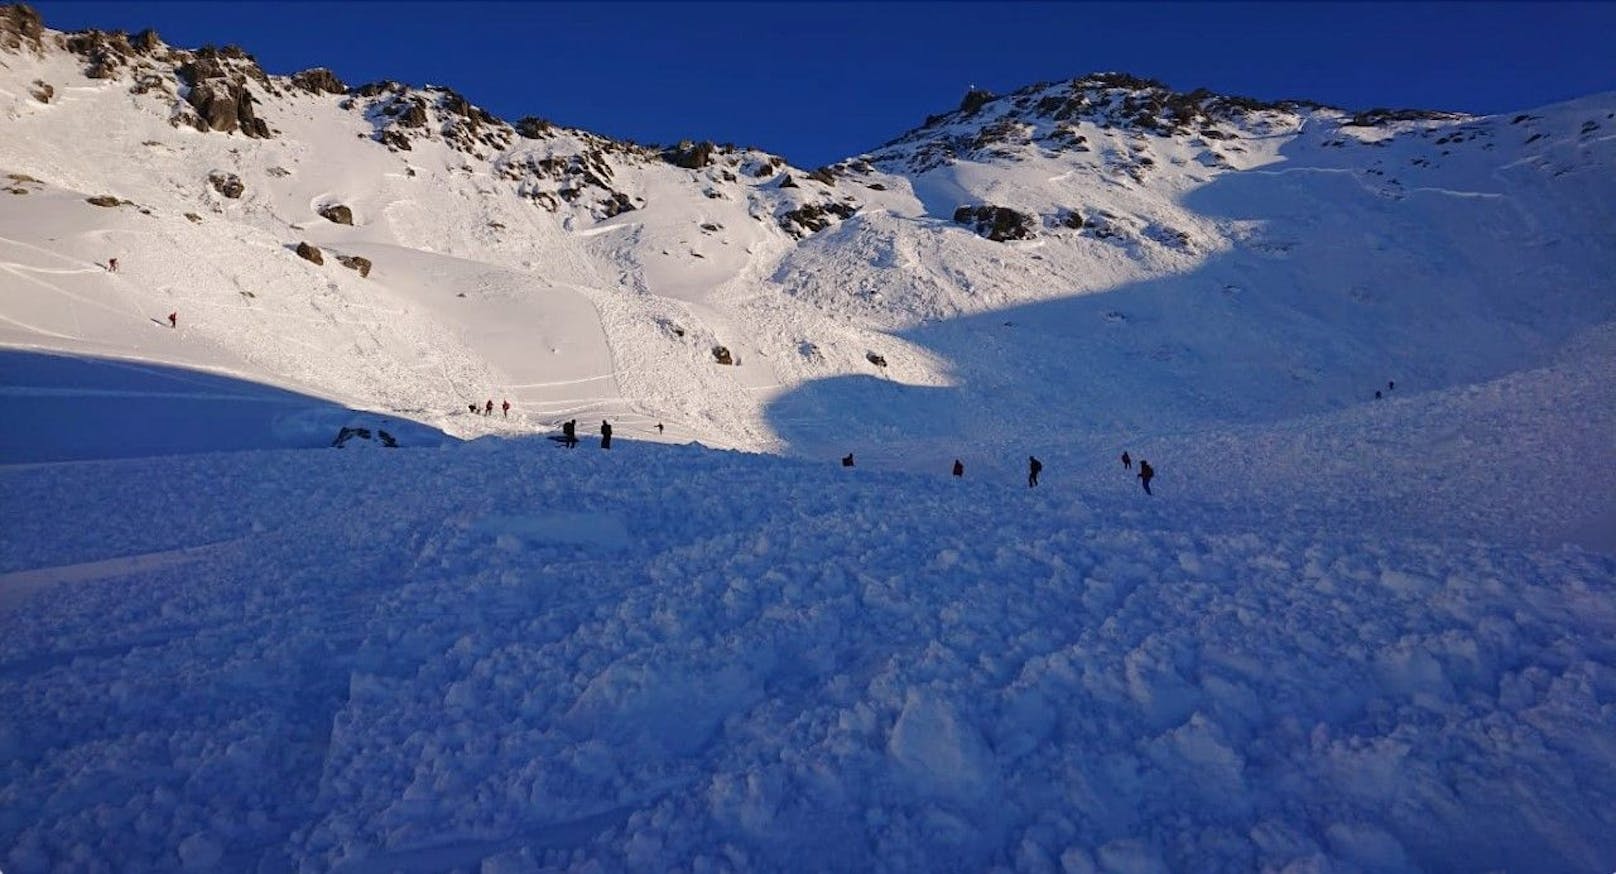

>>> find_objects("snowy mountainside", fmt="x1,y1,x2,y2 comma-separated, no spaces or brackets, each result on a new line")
2,5,1612,461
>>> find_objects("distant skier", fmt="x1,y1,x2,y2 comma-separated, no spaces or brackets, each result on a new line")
1375,390,1382,400
1028,456,1042,488
1138,459,1155,495
600,420,612,449
108,257,118,273
842,453,854,468
1121,451,1132,470
1388,380,1395,391
656,423,664,434
484,399,494,417
167,311,176,329
952,459,964,477
562,419,578,448
501,399,510,418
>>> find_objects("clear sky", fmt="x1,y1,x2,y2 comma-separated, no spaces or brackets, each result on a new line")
32,1,1615,166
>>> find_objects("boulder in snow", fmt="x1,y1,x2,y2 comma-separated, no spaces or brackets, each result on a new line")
712,345,734,365
28,79,52,103
295,241,324,265
207,171,244,199
336,255,371,278
318,204,354,225
290,67,346,95
954,205,1036,242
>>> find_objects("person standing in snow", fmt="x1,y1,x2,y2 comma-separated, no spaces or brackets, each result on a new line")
468,403,478,414
167,312,176,329
842,453,854,467
484,399,494,417
656,423,664,435
1121,451,1132,470
1388,380,1395,391
952,459,964,477
1028,456,1042,488
563,419,578,448
108,258,118,273
1375,390,1382,400
501,399,510,418
1138,459,1155,495
600,420,612,449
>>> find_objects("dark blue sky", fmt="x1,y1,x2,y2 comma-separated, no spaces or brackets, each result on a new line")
34,2,1615,166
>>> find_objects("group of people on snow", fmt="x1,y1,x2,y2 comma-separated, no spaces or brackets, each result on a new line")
844,450,1156,494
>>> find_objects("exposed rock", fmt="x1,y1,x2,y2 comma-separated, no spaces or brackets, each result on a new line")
752,160,778,178
332,426,397,449
28,79,52,103
662,140,716,170
953,204,1036,242
0,4,46,54
86,195,128,207
959,87,996,115
318,204,354,225
806,166,838,186
131,28,161,54
374,129,411,151
1056,209,1083,229
711,345,734,365
779,174,799,188
184,212,202,223
336,255,371,278
295,241,323,265
290,67,346,95
779,201,858,237
207,171,243,199
515,116,552,138
597,192,635,218
184,77,270,137
866,352,888,368
865,182,887,191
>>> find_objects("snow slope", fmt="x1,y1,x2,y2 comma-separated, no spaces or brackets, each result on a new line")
2,424,1612,873
2,18,1612,460
2,9,1615,874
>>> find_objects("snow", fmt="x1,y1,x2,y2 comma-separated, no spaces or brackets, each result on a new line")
1,16,1614,874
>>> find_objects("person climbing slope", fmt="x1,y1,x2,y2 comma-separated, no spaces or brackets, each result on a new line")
600,420,612,450
1028,456,1042,488
1121,451,1132,470
952,459,964,477
501,399,510,418
1138,459,1155,495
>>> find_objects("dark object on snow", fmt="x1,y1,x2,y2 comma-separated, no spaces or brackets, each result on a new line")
563,419,578,448
1375,390,1382,399
167,311,176,329
1388,380,1395,390
842,453,854,468
295,241,323,265
1138,460,1154,495
108,257,118,272
1121,451,1131,470
484,399,494,416
336,255,372,277
952,459,964,477
208,171,244,199
332,426,398,449
319,204,354,225
1028,456,1042,488
954,205,1036,242
468,403,478,414
501,399,510,417
600,420,612,449
712,345,733,365
290,67,347,95
866,352,887,368
656,423,664,434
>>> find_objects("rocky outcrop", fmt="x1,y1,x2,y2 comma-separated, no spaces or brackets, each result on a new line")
290,67,346,95
662,140,716,170
711,345,733,365
86,195,130,207
0,4,46,54
779,201,858,238
866,352,888,368
318,204,354,225
954,205,1036,242
207,171,243,199
28,79,51,103
336,255,371,277
515,116,552,139
176,55,270,137
295,241,323,265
